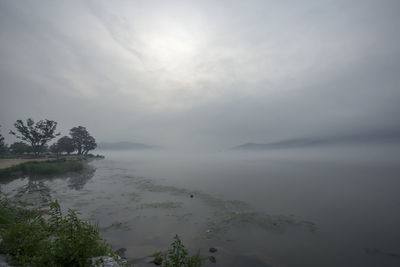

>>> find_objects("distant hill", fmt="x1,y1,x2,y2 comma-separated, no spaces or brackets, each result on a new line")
97,141,155,150
232,139,325,150
232,130,400,150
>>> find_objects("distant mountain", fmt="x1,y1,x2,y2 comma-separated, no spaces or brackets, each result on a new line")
232,129,400,150
97,141,155,150
232,139,325,150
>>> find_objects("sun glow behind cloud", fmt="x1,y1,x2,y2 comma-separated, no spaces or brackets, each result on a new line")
135,17,212,97
88,2,227,109
140,21,201,71
1,0,400,147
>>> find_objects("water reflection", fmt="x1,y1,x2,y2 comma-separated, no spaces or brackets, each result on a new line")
2,166,96,207
66,166,96,190
14,179,51,206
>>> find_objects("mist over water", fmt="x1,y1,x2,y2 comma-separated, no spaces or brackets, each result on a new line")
1,144,400,266
97,146,400,266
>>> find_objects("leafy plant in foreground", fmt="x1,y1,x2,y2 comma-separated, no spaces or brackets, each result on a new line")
0,199,114,267
151,235,203,267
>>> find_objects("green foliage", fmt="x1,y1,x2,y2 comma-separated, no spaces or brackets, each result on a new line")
0,199,113,267
0,197,40,227
0,125,8,155
0,159,84,178
9,141,32,154
0,125,5,150
9,118,60,155
56,136,75,154
151,235,203,267
50,142,60,154
70,126,97,155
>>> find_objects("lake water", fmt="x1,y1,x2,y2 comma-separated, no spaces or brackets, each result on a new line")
1,145,400,267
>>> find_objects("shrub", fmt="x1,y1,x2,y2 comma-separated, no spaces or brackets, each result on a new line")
151,235,204,267
0,199,114,267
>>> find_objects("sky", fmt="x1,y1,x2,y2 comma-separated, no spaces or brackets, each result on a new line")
0,0,399,150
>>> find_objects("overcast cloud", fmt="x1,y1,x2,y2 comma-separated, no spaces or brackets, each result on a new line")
1,0,399,149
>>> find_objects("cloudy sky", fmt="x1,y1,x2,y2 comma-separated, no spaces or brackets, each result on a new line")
0,0,399,149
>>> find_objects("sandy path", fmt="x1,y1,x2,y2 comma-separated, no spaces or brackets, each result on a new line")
0,158,52,170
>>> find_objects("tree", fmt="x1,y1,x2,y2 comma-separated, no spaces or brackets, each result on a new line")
82,135,97,155
57,136,75,154
0,125,5,147
9,142,32,155
0,125,5,149
0,125,7,154
9,118,60,155
49,143,60,155
70,126,97,155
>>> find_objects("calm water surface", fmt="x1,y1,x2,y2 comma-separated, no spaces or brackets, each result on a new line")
1,146,400,267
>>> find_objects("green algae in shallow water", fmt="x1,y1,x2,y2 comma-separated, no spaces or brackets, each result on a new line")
72,201,90,208
134,179,192,196
197,193,248,210
138,201,183,209
132,178,248,210
166,213,193,221
129,176,317,237
204,221,229,239
121,191,143,202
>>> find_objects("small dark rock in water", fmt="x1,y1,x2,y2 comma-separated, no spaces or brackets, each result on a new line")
190,194,194,198
116,248,127,258
209,256,216,263
209,247,218,253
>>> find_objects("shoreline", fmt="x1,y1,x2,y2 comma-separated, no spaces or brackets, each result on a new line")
0,154,105,171
0,158,55,170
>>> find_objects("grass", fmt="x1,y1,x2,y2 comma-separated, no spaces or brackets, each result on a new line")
0,159,84,178
0,197,121,267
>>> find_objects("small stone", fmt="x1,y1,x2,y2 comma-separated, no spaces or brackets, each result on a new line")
209,247,218,253
190,194,194,198
116,247,127,258
0,254,12,267
209,256,216,263
91,256,122,267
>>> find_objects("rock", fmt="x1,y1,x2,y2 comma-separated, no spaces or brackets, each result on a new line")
209,256,216,263
190,194,194,198
0,254,12,267
91,256,127,267
209,247,218,253
116,248,127,259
